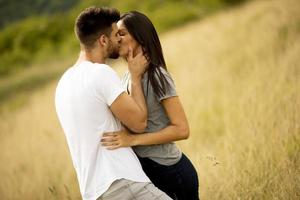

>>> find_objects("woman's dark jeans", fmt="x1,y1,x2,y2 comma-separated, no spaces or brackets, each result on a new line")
138,153,199,200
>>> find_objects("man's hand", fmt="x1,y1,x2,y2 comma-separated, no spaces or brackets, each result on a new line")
127,46,149,80
100,129,136,150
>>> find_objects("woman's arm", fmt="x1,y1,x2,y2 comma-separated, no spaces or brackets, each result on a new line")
101,96,189,150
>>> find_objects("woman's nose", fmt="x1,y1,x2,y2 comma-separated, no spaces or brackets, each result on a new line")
116,33,122,42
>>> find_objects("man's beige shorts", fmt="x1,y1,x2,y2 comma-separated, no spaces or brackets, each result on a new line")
97,179,172,200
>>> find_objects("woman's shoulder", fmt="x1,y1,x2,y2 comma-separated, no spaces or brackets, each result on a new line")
154,67,174,84
156,66,170,75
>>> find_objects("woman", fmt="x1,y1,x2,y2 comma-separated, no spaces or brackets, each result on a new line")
101,11,199,200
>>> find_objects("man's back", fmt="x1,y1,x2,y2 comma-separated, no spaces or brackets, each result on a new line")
55,61,149,200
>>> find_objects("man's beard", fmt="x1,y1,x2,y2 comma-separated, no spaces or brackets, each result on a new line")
108,40,120,59
109,49,119,59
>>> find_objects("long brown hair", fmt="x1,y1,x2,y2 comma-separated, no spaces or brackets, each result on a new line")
121,11,171,98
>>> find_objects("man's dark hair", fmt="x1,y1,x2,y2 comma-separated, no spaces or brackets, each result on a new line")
75,7,120,48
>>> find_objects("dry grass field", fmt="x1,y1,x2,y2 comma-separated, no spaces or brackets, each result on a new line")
0,0,299,199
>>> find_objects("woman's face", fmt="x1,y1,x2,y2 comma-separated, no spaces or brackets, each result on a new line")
117,20,139,58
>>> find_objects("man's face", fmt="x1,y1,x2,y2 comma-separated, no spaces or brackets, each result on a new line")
107,23,121,59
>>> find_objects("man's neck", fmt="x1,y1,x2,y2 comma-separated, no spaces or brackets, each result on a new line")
76,49,105,65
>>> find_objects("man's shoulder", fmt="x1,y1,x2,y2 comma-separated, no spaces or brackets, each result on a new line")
89,63,118,78
57,66,75,85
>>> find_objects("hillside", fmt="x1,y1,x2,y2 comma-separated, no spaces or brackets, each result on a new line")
0,0,299,199
0,0,78,29
0,0,245,77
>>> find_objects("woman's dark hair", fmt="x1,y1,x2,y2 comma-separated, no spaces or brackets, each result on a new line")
75,7,120,48
121,11,171,98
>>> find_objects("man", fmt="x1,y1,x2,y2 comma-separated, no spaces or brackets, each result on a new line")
55,7,172,200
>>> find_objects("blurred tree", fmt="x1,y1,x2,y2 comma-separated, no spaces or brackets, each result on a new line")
223,0,246,4
0,0,248,76
0,0,78,29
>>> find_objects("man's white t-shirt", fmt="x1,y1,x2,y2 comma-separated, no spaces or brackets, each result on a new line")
55,61,150,200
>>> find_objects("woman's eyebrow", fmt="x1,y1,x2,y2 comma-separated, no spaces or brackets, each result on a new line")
118,28,127,32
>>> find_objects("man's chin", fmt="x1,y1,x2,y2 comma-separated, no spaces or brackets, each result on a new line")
109,53,120,59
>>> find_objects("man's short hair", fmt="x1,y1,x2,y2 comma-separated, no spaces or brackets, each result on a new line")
75,7,120,48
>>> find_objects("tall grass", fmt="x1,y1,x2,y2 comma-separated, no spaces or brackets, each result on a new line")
163,0,300,198
0,0,299,199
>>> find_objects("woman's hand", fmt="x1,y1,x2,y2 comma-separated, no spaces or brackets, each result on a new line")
127,46,148,80
101,129,136,150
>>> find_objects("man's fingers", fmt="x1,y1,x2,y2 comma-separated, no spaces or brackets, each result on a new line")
135,46,143,55
134,49,144,58
134,52,148,64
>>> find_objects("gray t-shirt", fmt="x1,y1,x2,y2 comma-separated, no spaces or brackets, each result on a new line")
122,67,182,166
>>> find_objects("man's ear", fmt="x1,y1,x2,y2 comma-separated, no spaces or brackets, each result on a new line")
98,35,108,47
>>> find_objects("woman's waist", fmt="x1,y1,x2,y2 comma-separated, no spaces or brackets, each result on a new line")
133,143,182,165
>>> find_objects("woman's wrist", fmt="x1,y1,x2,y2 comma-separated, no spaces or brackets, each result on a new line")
131,134,140,146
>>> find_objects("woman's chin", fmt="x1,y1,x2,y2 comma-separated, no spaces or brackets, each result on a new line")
119,51,129,59
119,54,126,60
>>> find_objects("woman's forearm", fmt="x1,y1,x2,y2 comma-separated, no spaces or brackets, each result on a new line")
132,124,189,146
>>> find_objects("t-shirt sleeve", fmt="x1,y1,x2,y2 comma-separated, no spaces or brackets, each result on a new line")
156,68,177,101
121,71,130,94
93,65,125,106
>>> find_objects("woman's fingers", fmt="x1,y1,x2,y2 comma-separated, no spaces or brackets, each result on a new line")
101,134,120,149
101,140,119,146
102,132,117,137
101,134,118,143
102,141,121,150
100,131,126,150
106,143,121,150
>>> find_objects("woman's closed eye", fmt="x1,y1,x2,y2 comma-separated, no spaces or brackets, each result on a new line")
118,30,126,36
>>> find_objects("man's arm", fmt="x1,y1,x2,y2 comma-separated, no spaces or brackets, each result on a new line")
110,48,148,133
110,82,146,133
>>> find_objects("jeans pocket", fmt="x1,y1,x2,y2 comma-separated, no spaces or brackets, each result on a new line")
100,179,129,199
143,183,171,199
